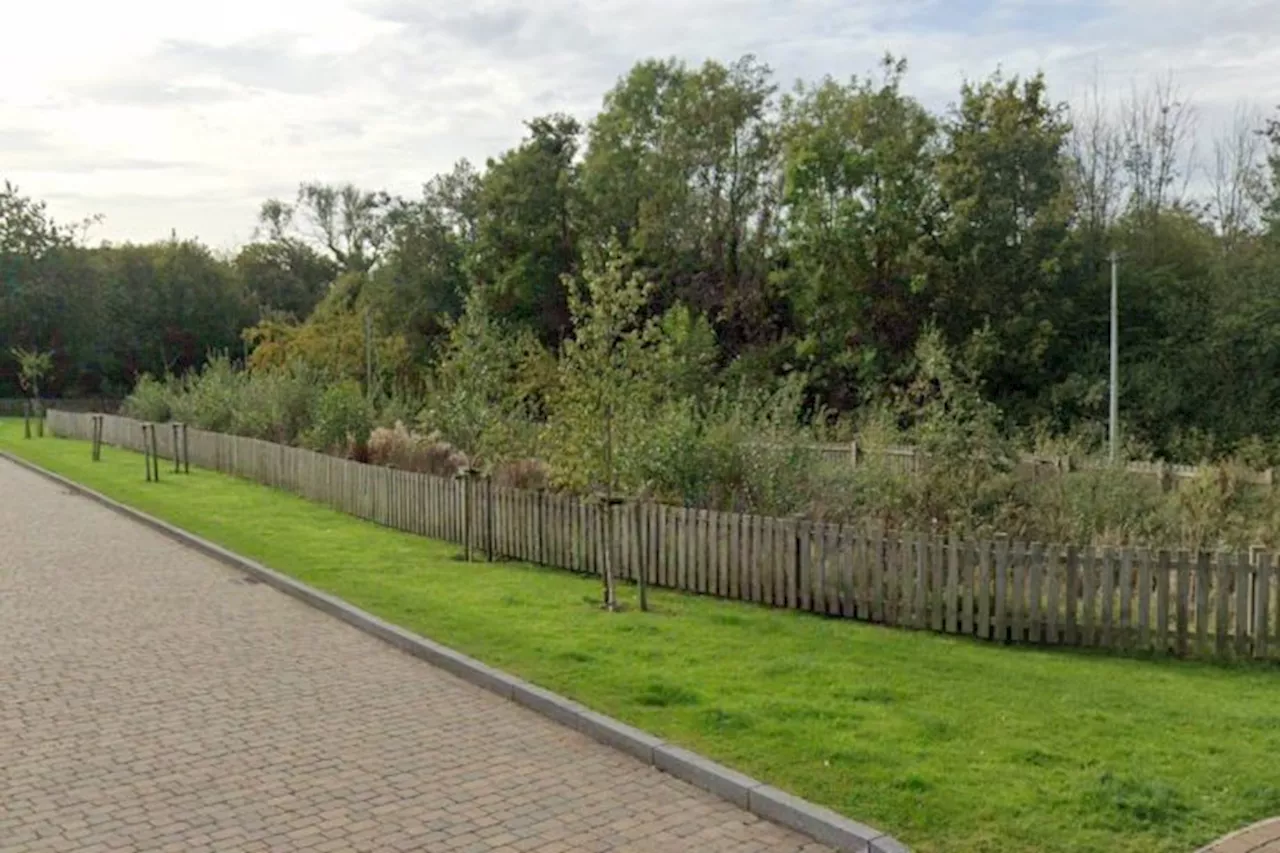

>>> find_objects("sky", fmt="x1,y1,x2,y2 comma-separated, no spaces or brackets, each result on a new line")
2,0,1278,249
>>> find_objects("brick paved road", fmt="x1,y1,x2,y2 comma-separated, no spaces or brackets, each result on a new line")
0,460,830,853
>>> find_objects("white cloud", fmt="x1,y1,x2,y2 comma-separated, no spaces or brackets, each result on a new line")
1,0,1276,247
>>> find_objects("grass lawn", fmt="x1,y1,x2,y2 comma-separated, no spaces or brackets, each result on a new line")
4,422,1279,853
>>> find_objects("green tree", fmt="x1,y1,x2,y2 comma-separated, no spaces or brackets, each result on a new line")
259,183,394,275
470,116,582,344
235,239,337,320
776,56,937,408
581,56,779,344
930,71,1075,422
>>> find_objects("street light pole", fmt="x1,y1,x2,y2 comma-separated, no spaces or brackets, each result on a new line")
1109,251,1119,465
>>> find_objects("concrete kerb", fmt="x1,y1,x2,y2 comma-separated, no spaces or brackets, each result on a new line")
0,450,910,853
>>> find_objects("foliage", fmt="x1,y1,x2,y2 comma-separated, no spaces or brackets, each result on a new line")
417,289,551,464
242,282,412,392
11,346,54,397
367,421,467,477
121,374,174,422
542,243,659,495
303,380,374,456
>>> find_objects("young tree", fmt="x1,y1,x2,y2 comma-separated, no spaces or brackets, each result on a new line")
11,346,53,437
544,242,656,610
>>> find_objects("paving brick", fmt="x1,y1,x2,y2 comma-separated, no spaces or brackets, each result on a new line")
0,459,830,853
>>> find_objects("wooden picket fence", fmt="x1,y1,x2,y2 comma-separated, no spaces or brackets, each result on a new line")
45,410,1280,662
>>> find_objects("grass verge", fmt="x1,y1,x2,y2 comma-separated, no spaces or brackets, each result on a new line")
3,422,1278,853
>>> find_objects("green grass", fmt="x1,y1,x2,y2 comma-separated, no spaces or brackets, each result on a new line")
5,423,1280,853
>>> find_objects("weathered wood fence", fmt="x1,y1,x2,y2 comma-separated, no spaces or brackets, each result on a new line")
47,410,1280,662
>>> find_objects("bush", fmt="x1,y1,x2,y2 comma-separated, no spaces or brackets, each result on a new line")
169,354,242,433
367,421,468,477
303,381,373,457
491,458,551,490
122,374,174,422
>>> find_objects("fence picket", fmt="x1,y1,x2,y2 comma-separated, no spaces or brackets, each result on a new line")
1118,548,1133,650
914,535,928,630
1213,551,1229,658
929,535,944,633
875,532,889,623
1028,543,1044,644
1044,546,1060,644
1011,541,1026,643
961,542,975,636
1081,546,1098,646
867,532,883,623
1196,551,1211,657
945,536,959,634
994,539,1009,642
1156,550,1171,654
1235,551,1250,658
1100,547,1115,649
978,541,992,640
1176,550,1191,657
730,511,742,599
1137,549,1152,651
1255,554,1271,660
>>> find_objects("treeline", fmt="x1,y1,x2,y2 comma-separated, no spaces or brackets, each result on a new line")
0,184,335,395
6,55,1280,462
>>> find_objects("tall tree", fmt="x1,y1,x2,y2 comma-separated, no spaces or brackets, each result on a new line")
470,115,582,344
931,71,1075,420
581,56,779,341
776,56,937,408
259,183,394,275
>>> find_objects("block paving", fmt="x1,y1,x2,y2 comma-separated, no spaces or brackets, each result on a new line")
0,460,830,853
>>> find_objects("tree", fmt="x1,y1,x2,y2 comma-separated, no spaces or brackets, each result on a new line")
259,183,394,275
419,290,550,461
11,346,53,437
235,240,337,320
544,243,658,609
470,116,582,344
363,169,480,363
776,56,937,408
931,71,1075,422
581,56,779,343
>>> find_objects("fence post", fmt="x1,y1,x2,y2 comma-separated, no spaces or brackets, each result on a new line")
182,423,190,474
485,475,495,563
633,501,649,612
142,424,153,481
150,424,160,482
22,399,31,439
34,399,43,437
172,423,181,473
460,467,477,561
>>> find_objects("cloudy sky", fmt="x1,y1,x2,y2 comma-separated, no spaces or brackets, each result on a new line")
2,0,1277,248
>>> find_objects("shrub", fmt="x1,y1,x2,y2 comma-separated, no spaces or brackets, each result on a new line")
367,421,468,477
303,380,373,457
122,374,174,422
229,363,323,444
169,354,242,433
491,458,551,490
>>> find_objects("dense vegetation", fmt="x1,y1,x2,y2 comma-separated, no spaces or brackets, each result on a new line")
7,55,1280,545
